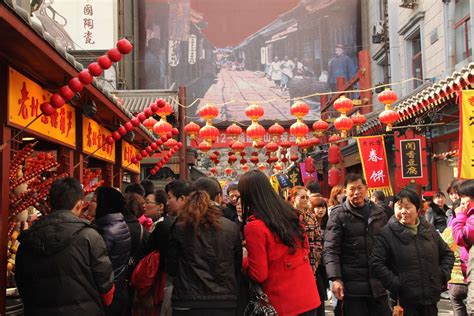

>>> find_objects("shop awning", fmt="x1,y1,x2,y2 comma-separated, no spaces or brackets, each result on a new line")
112,89,180,114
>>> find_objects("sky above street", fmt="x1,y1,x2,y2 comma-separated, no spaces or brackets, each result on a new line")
191,0,299,48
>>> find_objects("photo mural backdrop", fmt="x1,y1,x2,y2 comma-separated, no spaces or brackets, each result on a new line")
138,0,361,124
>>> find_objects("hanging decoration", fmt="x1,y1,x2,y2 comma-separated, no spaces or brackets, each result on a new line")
290,102,309,143
153,101,174,137
333,95,354,138
378,88,400,131
313,119,329,136
245,104,266,146
268,123,285,141
351,112,367,133
198,103,220,148
184,122,200,140
226,123,243,141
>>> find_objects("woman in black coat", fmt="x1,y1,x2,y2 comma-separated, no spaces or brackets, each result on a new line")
94,186,132,316
370,189,454,315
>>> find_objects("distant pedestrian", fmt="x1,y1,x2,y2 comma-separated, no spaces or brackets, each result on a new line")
280,55,295,91
15,178,114,315
371,189,454,315
371,190,394,219
425,191,449,233
270,56,282,88
223,184,240,223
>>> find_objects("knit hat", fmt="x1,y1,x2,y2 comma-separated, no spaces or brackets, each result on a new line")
95,186,125,219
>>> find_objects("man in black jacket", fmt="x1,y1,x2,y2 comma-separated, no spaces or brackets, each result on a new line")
324,173,390,316
371,190,394,219
15,177,114,316
223,184,240,223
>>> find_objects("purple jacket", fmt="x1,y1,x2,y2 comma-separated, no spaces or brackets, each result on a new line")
451,207,474,275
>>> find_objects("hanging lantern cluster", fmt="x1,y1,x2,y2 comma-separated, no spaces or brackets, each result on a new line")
351,112,367,133
198,103,220,151
184,121,200,140
152,101,174,137
149,141,183,176
268,123,284,142
245,104,266,146
289,102,309,144
378,88,399,131
333,95,354,138
328,143,342,187
226,123,243,142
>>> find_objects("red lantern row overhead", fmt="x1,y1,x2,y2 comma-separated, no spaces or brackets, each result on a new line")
378,88,400,131
245,104,266,146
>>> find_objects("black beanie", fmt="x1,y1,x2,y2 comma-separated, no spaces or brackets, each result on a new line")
95,186,125,219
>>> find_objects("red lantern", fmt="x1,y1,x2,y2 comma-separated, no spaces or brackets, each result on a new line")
142,116,157,130
290,154,299,162
209,153,218,161
231,140,245,153
334,95,353,115
88,62,103,77
297,139,312,151
164,138,178,148
280,141,292,149
107,48,122,62
116,38,133,54
246,123,266,144
50,94,65,109
328,166,341,187
250,156,259,164
328,134,341,143
210,167,218,174
310,137,321,146
78,70,94,85
265,141,279,153
59,86,75,101
290,102,310,119
305,156,315,174
228,155,238,164
40,102,56,116
379,109,400,131
334,116,354,138
198,103,219,121
378,88,398,106
328,145,341,165
242,164,250,172
198,141,211,152
153,119,172,136
98,55,113,69
240,158,247,164
290,121,309,143
156,102,173,118
225,167,233,176
184,122,200,139
68,78,84,93
199,125,220,143
268,123,284,139
351,112,367,131
312,119,329,135
245,104,264,121
258,164,266,171
226,123,243,139
254,141,266,149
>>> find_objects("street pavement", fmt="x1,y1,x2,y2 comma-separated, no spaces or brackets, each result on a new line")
198,68,295,122
322,297,454,315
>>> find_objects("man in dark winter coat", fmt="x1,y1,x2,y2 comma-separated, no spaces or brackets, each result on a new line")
371,190,394,219
425,191,449,233
324,173,391,316
223,184,240,223
15,177,114,316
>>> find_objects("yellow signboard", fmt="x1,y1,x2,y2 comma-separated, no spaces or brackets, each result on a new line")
83,116,115,163
459,90,474,179
8,67,76,148
122,141,141,174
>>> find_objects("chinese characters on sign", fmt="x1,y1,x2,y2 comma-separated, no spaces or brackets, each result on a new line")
8,68,76,148
82,116,115,163
122,141,140,174
400,139,422,178
356,135,392,194
188,34,197,65
459,90,474,179
83,1,95,45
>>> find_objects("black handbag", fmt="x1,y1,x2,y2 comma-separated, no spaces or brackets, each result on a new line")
244,281,278,316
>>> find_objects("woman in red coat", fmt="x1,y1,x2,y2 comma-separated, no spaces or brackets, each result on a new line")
239,170,320,316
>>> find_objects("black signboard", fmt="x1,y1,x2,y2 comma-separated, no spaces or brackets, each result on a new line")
400,139,423,179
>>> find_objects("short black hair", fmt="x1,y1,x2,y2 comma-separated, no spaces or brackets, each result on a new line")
154,189,168,214
306,181,320,194
194,177,222,201
458,180,474,199
372,190,386,202
165,180,194,199
140,180,155,197
49,177,84,211
227,184,238,195
434,191,446,199
393,189,421,211
344,173,367,187
124,183,145,197
447,179,463,194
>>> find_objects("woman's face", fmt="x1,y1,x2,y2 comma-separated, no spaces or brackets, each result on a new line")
143,194,162,219
460,196,474,212
236,198,243,218
294,189,309,210
314,205,327,219
394,198,418,226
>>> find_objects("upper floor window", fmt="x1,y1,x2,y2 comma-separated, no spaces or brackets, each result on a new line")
410,31,423,89
455,0,472,64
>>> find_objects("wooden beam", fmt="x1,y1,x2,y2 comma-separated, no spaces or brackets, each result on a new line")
178,86,188,180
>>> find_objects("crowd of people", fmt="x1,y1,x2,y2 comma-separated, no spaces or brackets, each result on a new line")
12,171,474,316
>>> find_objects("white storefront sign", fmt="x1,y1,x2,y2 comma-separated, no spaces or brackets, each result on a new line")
188,34,197,65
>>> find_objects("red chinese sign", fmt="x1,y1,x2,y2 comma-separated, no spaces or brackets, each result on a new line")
8,67,76,148
82,116,115,163
356,135,393,196
394,128,428,188
122,141,140,174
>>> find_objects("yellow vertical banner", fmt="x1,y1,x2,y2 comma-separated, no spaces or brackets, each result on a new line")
459,90,474,179
122,141,140,174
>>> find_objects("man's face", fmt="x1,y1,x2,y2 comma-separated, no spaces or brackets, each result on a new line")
228,189,240,206
335,47,343,56
344,179,367,208
434,195,446,207
167,191,185,215
449,191,459,203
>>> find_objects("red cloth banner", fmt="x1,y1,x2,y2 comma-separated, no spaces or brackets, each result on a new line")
356,135,393,196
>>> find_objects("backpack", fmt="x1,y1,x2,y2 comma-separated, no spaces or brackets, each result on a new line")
130,250,167,304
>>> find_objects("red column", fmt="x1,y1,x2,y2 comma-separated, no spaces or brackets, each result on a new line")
358,51,372,114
